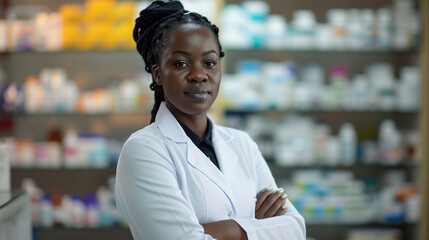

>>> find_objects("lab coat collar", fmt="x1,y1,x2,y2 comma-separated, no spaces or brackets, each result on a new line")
155,102,239,210
155,102,188,143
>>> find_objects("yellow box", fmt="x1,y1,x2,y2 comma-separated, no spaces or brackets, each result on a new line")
62,24,84,49
114,1,136,23
85,0,116,23
59,4,84,23
82,22,110,49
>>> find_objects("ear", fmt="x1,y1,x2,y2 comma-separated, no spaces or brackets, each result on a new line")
151,65,162,86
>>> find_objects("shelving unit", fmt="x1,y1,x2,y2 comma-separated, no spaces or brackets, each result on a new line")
220,0,423,240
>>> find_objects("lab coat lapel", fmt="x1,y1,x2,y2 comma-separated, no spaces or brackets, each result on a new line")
156,102,236,205
211,123,239,192
155,102,187,143
186,142,233,201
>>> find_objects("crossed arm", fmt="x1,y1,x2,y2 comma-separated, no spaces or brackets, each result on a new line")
202,188,288,240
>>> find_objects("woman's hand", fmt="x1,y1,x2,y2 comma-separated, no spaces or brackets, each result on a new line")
255,187,288,219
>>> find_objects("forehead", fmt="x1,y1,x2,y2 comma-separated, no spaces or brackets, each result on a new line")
162,23,218,52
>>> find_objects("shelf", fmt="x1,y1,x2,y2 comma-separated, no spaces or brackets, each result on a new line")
11,166,117,171
225,48,418,54
11,167,116,195
268,162,418,170
224,108,419,115
2,112,150,117
32,226,133,240
305,221,417,226
0,49,135,55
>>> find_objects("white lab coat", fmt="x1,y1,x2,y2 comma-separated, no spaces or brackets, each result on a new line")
115,102,306,240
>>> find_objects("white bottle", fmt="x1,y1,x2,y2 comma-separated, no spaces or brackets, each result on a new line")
397,66,419,111
325,136,341,165
378,120,403,165
63,126,79,168
339,123,357,165
375,8,392,50
41,196,54,227
349,74,369,110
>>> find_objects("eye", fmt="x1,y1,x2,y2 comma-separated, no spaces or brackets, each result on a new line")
173,61,189,68
203,60,217,68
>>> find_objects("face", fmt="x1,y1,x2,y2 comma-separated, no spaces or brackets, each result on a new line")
152,23,221,122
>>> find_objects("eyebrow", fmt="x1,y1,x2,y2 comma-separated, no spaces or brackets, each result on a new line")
171,50,218,56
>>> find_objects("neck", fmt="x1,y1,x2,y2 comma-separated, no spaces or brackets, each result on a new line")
164,102,208,138
178,115,208,138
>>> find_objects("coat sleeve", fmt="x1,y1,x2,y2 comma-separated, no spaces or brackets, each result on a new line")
114,134,215,240
233,133,306,240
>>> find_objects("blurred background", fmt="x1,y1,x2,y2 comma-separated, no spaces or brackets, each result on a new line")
0,0,427,240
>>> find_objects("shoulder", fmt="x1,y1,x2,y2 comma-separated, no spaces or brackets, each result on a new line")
215,125,251,139
214,125,257,148
121,123,168,155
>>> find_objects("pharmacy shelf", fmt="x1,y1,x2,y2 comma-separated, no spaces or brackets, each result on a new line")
224,108,419,115
11,167,116,195
269,162,419,185
32,226,133,240
11,166,117,170
306,222,417,240
31,222,417,240
268,162,418,169
225,48,418,54
7,112,151,117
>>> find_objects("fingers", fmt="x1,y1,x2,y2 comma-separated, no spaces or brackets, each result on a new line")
261,189,286,217
256,188,287,219
268,195,287,217
255,187,272,212
275,201,288,216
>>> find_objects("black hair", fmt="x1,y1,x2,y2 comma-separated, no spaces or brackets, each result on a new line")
133,0,225,123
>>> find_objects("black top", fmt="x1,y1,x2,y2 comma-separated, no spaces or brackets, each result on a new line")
178,119,220,170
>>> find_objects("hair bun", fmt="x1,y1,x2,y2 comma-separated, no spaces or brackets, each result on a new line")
133,1,184,42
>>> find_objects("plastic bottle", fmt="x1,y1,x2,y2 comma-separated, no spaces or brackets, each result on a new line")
242,1,269,48
325,136,340,165
347,9,364,50
51,190,65,227
378,120,403,165
349,74,369,110
63,125,79,168
290,10,316,49
338,123,357,165
375,8,392,50
360,9,375,50
85,193,99,227
71,196,86,228
329,65,349,109
265,15,288,49
366,63,396,111
302,64,325,108
41,195,54,227
327,9,348,50
397,66,419,111
97,187,113,226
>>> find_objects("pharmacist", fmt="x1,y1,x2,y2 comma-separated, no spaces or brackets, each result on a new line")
115,1,306,240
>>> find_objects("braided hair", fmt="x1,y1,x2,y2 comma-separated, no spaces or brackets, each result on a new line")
133,0,225,123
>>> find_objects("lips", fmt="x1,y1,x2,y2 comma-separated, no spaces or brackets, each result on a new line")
184,86,210,101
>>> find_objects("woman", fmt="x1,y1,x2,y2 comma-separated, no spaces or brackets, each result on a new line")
115,1,306,239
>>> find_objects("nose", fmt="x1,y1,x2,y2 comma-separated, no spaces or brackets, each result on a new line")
187,65,208,83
